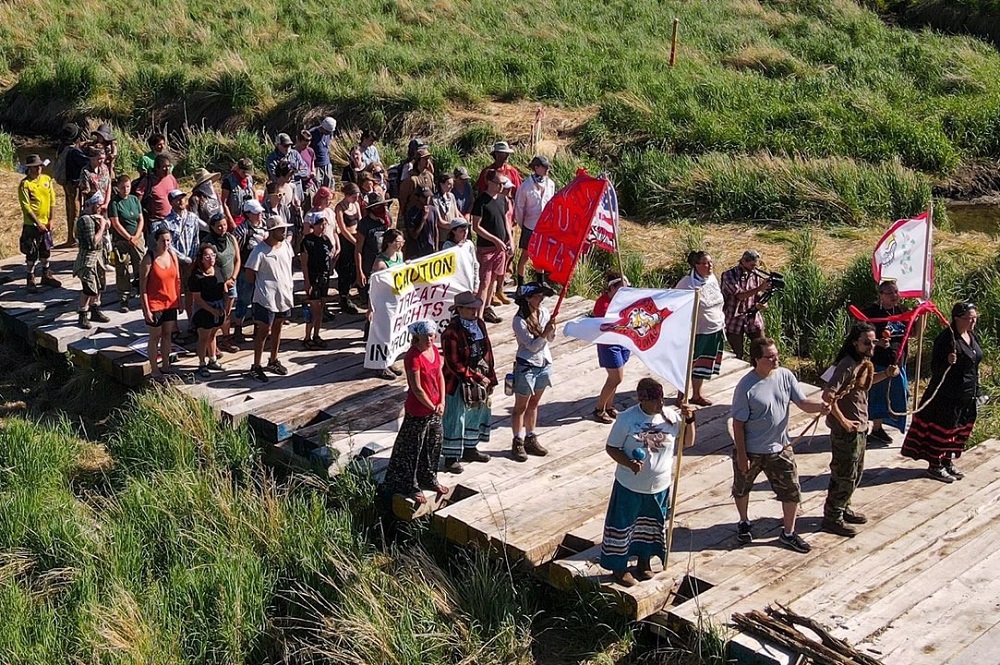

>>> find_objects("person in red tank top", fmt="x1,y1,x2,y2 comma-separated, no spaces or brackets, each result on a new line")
140,227,182,381
383,320,449,504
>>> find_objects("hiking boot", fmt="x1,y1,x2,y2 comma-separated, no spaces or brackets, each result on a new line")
494,290,511,305
265,358,288,376
927,466,955,483
40,271,62,289
26,275,38,294
843,508,868,524
523,433,548,457
197,365,211,379
821,518,857,538
378,368,396,380
944,462,964,480
869,427,892,444
737,520,754,544
217,336,239,353
443,458,464,474
483,308,502,324
249,364,269,383
389,363,404,376
778,531,812,553
612,570,638,587
462,448,490,464
206,359,224,371
511,436,528,462
77,310,91,329
89,306,110,323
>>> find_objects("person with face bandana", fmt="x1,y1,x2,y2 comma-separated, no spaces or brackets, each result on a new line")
382,320,448,504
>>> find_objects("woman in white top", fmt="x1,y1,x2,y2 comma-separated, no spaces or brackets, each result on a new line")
675,251,726,406
600,378,695,586
510,282,556,462
513,155,556,290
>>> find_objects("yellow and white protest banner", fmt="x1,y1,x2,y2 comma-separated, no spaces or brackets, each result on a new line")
365,246,478,369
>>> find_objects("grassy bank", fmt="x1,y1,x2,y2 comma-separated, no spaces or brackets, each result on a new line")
0,376,649,664
6,1,1000,222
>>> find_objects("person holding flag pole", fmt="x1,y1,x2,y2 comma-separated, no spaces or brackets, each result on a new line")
565,288,701,584
598,292,699,586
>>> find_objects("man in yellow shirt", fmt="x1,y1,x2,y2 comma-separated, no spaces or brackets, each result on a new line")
19,154,62,293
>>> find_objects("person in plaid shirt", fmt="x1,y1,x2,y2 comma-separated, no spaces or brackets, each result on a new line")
721,250,772,361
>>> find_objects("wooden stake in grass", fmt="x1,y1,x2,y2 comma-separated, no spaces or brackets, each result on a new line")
669,18,680,67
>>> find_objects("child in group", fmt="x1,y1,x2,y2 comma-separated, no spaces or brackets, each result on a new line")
299,214,334,348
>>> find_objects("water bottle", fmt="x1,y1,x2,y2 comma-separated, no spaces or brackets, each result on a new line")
302,302,311,323
504,372,515,396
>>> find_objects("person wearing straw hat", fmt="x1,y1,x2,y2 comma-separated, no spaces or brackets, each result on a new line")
355,193,393,302
18,154,62,293
600,378,696,587
441,291,496,473
382,319,448,504
188,167,223,235
245,214,296,383
731,337,829,553
475,141,522,195
73,191,111,329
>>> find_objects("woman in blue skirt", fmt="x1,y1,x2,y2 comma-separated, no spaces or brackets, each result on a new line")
600,378,696,586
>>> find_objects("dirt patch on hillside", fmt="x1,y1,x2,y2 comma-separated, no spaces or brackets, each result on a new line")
445,101,596,155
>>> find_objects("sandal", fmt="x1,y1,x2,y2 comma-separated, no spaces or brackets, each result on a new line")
592,408,614,424
606,406,619,418
690,396,713,407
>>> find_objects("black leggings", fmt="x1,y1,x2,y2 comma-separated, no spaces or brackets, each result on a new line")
337,240,357,298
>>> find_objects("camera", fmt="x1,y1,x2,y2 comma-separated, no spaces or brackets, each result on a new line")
746,268,785,316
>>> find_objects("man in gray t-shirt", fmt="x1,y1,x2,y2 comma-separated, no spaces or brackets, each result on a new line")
730,337,828,553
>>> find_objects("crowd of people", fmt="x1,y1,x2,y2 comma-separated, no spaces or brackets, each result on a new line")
15,121,984,586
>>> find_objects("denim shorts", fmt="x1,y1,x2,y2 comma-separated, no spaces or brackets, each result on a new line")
514,361,552,396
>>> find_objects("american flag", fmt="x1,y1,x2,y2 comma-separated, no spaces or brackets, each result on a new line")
588,179,618,252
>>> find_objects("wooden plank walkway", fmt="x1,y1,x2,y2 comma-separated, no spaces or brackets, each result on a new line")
4,248,1000,663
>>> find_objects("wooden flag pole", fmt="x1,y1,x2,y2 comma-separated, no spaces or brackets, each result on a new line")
664,288,701,568
912,200,935,410
669,18,680,67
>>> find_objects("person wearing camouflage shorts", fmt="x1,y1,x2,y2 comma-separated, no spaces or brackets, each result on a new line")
731,337,830,553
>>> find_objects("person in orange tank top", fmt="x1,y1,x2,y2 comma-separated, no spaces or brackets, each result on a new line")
140,227,182,381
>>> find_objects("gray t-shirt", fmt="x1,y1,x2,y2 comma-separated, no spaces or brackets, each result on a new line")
731,367,806,455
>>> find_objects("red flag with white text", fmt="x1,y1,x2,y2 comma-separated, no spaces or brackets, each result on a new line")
527,170,608,285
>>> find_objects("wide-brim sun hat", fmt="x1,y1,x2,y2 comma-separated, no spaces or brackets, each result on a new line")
193,168,221,187
265,215,291,231
491,141,514,154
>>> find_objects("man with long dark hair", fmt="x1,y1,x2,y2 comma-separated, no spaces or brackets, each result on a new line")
821,323,899,537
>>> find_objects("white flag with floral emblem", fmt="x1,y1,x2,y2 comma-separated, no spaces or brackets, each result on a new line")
563,288,696,391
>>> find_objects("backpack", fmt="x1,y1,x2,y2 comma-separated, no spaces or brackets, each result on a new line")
386,160,407,200
52,147,69,187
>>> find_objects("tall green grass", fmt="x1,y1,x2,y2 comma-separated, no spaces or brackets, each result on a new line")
0,131,14,168
0,385,641,663
4,0,1000,222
